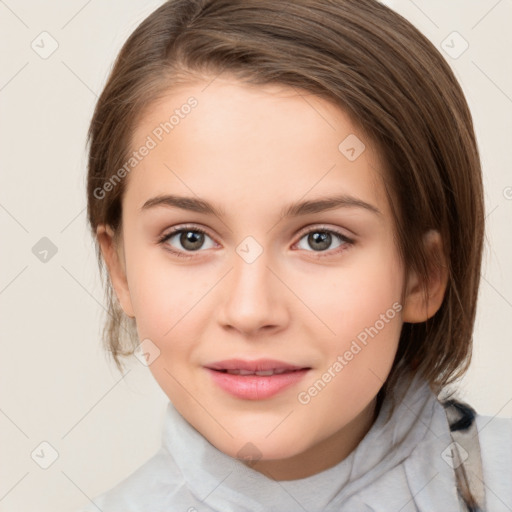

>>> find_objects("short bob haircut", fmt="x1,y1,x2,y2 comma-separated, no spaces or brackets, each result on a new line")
86,0,484,399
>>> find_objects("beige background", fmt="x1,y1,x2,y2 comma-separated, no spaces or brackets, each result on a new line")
0,1,511,511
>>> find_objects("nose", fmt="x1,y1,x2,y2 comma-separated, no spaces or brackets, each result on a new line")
216,248,289,337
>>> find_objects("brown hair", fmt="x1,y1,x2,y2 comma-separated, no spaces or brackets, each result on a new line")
87,0,484,403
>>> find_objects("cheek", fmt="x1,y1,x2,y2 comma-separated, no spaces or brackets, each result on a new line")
128,256,208,397
295,262,403,434
339,250,403,361
293,245,404,342
125,242,202,329
294,244,404,410
125,251,220,382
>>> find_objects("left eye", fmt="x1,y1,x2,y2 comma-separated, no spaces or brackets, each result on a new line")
295,228,351,254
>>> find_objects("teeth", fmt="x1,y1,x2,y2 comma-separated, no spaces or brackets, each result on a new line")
255,370,275,376
224,369,294,376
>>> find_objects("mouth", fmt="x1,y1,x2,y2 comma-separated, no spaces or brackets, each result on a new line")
205,358,310,372
204,359,312,400
212,368,305,376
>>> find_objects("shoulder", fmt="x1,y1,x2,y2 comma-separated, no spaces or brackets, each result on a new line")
73,447,192,512
474,413,512,510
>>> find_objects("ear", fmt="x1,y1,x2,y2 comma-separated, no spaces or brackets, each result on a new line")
96,224,135,318
402,230,448,323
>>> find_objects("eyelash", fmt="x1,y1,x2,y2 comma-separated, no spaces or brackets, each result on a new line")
157,224,354,259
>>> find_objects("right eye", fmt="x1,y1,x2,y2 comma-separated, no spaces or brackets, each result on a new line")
158,225,217,258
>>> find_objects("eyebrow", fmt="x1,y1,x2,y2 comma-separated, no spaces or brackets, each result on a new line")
140,193,381,218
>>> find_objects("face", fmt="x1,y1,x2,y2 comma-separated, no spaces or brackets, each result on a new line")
103,76,411,480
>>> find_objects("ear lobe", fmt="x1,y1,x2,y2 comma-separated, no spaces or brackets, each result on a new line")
402,230,448,323
96,224,135,318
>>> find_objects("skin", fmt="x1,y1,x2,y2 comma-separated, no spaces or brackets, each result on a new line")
97,75,447,481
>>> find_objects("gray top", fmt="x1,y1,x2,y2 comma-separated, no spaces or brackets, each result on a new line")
75,373,512,511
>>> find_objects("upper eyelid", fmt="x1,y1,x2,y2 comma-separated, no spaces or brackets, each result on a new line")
295,224,353,239
163,224,216,242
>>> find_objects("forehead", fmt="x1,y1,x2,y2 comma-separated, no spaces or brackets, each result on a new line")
124,77,389,221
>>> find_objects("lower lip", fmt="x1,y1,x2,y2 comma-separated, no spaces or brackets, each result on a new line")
205,368,310,400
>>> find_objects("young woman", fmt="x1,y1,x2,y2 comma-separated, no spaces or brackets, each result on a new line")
77,0,512,510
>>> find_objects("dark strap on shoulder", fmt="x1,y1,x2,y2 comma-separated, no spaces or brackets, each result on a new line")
441,399,486,511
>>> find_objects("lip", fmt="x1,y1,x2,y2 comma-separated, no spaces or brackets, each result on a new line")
204,359,311,400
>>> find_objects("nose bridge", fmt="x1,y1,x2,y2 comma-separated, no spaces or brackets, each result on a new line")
233,244,269,290
218,236,287,334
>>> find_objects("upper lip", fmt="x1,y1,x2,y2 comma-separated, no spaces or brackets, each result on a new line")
205,358,310,372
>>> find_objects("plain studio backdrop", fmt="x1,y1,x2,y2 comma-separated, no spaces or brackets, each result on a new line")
0,1,511,511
